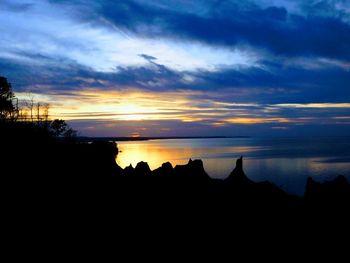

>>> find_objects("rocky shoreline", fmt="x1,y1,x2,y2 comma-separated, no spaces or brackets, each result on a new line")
1,138,349,222
3,140,349,202
2,138,350,241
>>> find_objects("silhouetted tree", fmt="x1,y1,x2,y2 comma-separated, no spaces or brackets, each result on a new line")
0,76,16,120
34,102,50,123
26,93,34,122
50,119,68,137
42,103,50,122
1,76,77,141
63,127,78,142
50,119,77,141
36,102,41,122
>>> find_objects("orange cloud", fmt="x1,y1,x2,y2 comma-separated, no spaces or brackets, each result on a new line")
225,117,290,124
15,90,349,128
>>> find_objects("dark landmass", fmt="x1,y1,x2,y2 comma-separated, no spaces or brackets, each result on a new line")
2,128,348,209
76,135,250,142
2,122,350,241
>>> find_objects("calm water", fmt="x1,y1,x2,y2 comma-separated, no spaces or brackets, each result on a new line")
116,137,350,195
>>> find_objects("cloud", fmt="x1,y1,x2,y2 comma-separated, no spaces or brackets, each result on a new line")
1,0,349,136
1,0,34,12
139,54,157,63
14,85,350,130
81,0,350,61
1,0,258,73
2,51,349,105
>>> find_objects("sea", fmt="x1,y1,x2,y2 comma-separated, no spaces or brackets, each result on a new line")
115,136,350,195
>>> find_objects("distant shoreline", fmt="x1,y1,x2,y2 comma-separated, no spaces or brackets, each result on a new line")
77,136,251,142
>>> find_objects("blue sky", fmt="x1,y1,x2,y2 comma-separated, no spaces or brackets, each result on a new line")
1,0,350,136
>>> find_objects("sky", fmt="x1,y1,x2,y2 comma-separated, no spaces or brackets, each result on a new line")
1,0,350,137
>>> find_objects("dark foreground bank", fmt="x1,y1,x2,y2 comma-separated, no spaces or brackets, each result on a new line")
2,129,350,252
2,134,349,211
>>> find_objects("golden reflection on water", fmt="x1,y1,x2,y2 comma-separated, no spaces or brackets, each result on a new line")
116,139,265,177
115,138,350,195
116,142,192,169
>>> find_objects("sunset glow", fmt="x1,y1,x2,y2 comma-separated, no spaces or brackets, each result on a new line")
1,0,349,136
12,87,349,137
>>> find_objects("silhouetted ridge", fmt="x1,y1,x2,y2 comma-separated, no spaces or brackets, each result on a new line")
2,129,349,220
224,156,288,202
174,159,210,181
225,156,252,185
123,164,135,177
305,175,350,203
134,161,152,176
152,162,173,177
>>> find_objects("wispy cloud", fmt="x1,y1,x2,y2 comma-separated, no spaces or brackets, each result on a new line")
15,89,350,130
1,0,349,136
274,103,350,108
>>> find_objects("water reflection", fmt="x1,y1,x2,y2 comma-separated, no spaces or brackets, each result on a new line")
116,137,350,195
116,139,260,172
